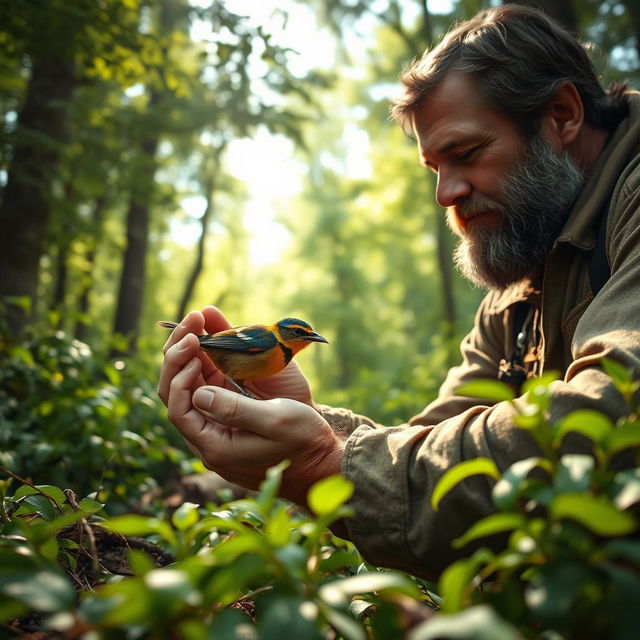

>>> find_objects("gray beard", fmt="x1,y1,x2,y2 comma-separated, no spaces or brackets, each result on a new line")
451,135,584,290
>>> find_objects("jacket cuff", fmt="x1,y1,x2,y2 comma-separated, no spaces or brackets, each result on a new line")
341,423,433,578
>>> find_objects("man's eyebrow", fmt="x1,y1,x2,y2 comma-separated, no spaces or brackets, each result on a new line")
421,138,471,166
436,139,462,155
436,134,487,155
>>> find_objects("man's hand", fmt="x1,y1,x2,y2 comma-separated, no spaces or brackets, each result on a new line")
157,307,345,506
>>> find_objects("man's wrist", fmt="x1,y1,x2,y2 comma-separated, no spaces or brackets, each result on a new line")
284,439,345,508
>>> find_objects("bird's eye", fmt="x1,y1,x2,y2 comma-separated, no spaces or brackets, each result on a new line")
294,328,307,336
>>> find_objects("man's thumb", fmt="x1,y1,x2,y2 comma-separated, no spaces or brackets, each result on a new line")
192,385,246,425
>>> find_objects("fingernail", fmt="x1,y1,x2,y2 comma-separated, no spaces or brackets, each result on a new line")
193,387,215,413
178,336,192,351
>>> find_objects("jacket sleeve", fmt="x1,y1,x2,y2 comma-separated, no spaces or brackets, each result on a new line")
337,294,540,580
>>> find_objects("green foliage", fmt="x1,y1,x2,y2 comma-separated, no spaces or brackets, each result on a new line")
0,326,190,509
1,462,436,638
431,363,640,638
3,358,640,637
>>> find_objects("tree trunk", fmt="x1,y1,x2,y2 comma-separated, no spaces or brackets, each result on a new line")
50,182,78,328
75,196,106,342
111,0,179,356
111,136,159,356
0,54,75,334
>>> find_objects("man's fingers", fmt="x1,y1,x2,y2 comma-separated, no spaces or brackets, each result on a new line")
166,356,208,443
202,305,232,335
158,333,201,406
161,310,205,355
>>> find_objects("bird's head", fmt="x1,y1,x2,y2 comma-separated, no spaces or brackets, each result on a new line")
273,317,328,354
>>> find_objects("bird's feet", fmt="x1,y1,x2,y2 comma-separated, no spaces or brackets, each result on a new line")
225,376,255,399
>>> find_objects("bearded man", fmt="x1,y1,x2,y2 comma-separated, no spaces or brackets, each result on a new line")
158,5,639,579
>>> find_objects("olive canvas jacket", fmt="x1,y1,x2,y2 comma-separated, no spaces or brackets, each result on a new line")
321,92,640,580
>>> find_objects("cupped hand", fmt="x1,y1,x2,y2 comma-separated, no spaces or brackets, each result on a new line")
164,353,344,506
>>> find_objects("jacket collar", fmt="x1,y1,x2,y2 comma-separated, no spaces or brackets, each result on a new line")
555,91,640,251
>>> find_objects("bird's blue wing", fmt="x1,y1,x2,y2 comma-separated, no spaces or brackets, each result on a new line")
199,325,278,354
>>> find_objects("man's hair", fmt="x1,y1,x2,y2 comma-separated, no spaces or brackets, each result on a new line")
390,4,629,137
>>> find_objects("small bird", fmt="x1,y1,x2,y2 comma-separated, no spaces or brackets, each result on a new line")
158,317,328,395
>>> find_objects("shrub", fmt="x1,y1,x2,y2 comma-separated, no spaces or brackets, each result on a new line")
0,328,190,510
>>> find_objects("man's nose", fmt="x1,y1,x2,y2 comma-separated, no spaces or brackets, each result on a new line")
436,169,471,208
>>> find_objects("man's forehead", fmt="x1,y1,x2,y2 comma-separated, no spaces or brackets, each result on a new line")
410,73,508,154
412,106,491,157
412,73,488,126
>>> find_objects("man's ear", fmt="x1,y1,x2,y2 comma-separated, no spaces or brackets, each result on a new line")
542,82,584,147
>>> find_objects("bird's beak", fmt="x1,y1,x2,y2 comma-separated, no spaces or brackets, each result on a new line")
305,331,328,344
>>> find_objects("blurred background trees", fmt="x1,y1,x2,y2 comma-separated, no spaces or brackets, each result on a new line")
1,0,638,425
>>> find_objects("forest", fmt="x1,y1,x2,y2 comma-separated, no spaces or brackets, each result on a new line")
1,0,640,637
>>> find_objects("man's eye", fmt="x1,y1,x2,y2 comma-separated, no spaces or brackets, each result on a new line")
458,147,479,162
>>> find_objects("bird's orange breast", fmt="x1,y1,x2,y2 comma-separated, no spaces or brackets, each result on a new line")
201,343,290,380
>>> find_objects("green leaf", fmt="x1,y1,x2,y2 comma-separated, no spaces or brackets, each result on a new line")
0,570,75,612
127,549,156,576
554,455,594,493
319,571,421,606
258,596,322,640
38,535,59,561
78,497,105,514
322,604,367,640
554,409,613,446
14,484,66,508
144,568,200,610
256,460,290,511
172,501,199,531
492,457,552,510
454,380,515,403
318,547,361,573
602,538,640,565
438,549,495,613
43,510,88,536
212,532,267,565
274,544,308,580
453,513,527,549
612,470,640,510
431,458,501,511
602,564,640,640
608,422,640,455
524,560,593,627
407,604,524,639
103,515,177,547
308,474,354,517
208,608,253,638
550,493,637,536
22,494,56,521
265,503,293,547
4,295,32,313
601,357,633,386
522,371,560,393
